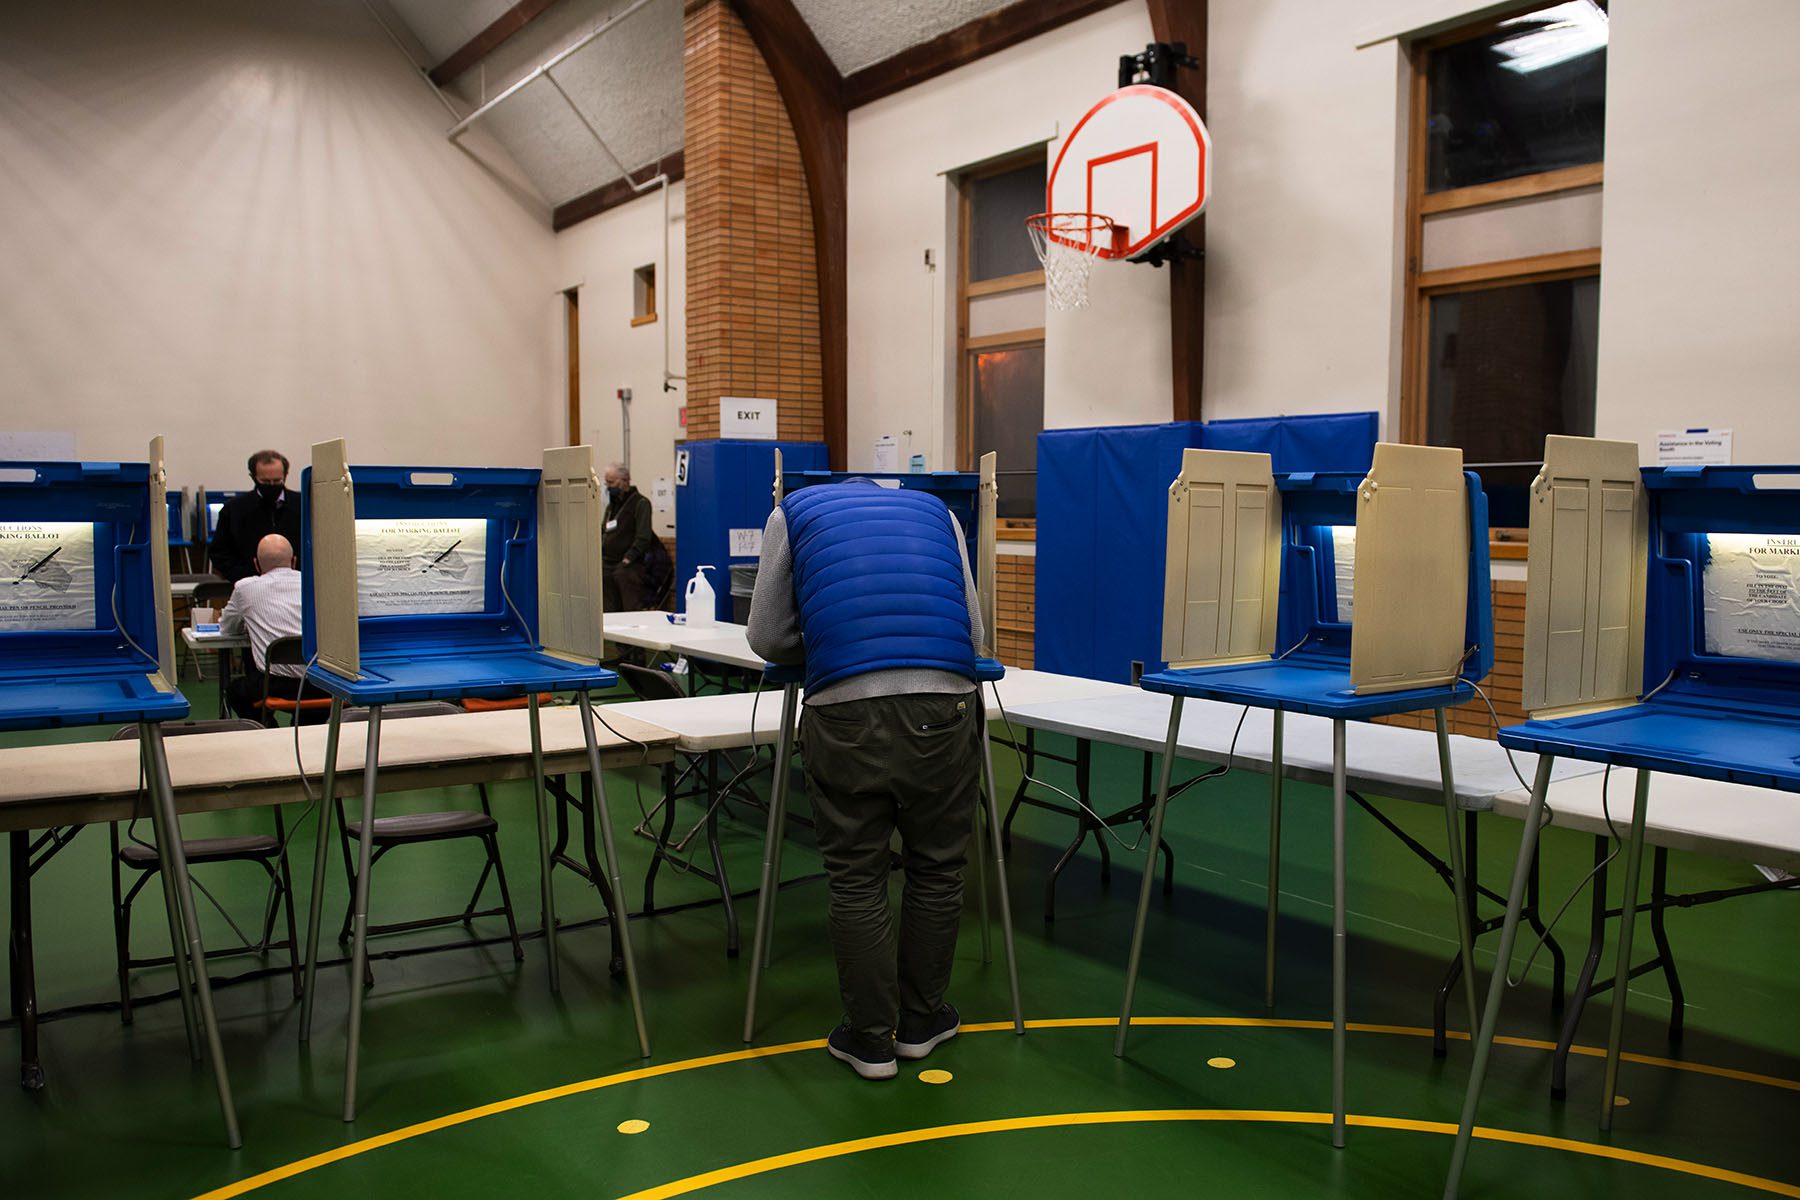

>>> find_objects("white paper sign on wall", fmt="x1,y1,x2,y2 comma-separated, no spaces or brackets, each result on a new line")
729,527,763,557
355,518,488,616
721,397,778,440
873,436,899,470
1657,429,1733,466
675,450,690,486
651,475,675,535
0,522,96,630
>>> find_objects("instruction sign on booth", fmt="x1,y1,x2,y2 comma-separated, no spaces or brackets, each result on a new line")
0,522,95,630
354,518,488,616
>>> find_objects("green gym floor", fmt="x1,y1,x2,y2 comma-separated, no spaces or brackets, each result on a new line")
3,677,1797,1199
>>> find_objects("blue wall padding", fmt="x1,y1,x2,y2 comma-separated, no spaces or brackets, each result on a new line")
1034,413,1380,683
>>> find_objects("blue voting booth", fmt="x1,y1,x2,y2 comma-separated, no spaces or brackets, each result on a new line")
1448,456,1800,1195
1119,442,1492,1151
295,440,649,1123
166,489,195,570
676,439,827,622
1036,413,1380,682
0,444,239,1147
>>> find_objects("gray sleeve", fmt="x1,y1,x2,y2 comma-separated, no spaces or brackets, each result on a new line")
745,507,805,665
949,513,983,656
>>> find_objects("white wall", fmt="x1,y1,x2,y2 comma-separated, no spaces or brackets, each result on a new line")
0,0,561,493
846,3,1169,473
1593,0,1800,461
555,180,688,523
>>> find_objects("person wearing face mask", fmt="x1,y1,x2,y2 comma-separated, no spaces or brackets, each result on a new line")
602,461,655,613
208,449,303,584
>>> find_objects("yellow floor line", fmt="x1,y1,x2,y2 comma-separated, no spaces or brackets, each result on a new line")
611,1109,1800,1200
193,1017,1800,1199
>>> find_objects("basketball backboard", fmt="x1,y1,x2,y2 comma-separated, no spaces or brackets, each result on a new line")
1046,83,1212,262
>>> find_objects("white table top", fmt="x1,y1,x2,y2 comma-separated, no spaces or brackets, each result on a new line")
1491,771,1800,871
998,689,1603,811
0,704,676,832
604,690,790,752
181,626,250,651
603,612,765,670
603,611,685,652
985,669,1140,712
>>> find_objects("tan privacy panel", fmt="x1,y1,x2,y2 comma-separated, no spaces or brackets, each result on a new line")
1522,435,1647,717
772,447,784,504
978,451,998,659
539,445,605,664
311,439,360,679
147,436,177,689
1350,443,1468,694
1161,449,1282,668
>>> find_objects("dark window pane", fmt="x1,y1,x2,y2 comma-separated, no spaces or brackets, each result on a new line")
969,161,1046,282
1426,1,1607,192
972,343,1043,518
1427,275,1599,472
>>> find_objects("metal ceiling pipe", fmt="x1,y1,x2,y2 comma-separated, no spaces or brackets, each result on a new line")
444,0,661,141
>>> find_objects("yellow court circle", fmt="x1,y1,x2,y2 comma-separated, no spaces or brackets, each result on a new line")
618,1120,652,1135
918,1070,954,1085
1206,1057,1237,1070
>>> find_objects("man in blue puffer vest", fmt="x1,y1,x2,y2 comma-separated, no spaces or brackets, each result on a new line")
747,479,984,1080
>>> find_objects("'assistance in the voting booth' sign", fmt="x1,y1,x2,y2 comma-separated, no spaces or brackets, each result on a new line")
1704,534,1800,662
0,522,96,631
355,518,488,616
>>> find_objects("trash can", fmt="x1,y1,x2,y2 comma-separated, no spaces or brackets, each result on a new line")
730,563,758,625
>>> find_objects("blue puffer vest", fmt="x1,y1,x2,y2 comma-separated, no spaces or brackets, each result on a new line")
781,482,976,693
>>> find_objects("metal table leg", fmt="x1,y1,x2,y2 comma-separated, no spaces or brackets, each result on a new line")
1601,769,1652,1132
1436,709,1481,1041
299,696,344,1041
1329,718,1347,1148
10,832,43,1090
144,721,241,1148
578,691,650,1058
1445,754,1556,1199
528,694,558,994
1264,711,1284,1009
342,705,382,1122
1115,695,1184,1057
743,683,799,1043
978,688,1023,1034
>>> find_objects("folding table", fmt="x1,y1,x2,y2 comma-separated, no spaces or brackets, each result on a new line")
1446,443,1800,1196
294,440,649,1122
0,440,239,1146
1121,443,1495,1149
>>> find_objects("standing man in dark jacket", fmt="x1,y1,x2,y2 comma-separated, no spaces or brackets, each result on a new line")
209,449,303,583
603,461,655,612
746,479,983,1080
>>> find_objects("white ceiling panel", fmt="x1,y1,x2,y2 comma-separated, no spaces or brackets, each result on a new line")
789,0,1016,75
386,0,522,65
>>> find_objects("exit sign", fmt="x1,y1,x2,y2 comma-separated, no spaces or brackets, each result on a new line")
720,397,777,440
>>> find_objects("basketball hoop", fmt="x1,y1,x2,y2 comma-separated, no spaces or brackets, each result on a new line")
1026,212,1118,311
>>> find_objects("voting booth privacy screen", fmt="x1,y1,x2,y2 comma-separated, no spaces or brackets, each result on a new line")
1036,414,1380,683
676,439,828,623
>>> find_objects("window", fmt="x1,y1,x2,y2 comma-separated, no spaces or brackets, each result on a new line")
957,154,1046,519
1403,2,1606,511
632,263,656,326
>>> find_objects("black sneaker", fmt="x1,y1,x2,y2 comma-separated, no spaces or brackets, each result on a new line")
827,1023,897,1080
895,1003,961,1060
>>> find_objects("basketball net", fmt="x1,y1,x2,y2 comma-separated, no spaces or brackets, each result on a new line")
1026,212,1117,311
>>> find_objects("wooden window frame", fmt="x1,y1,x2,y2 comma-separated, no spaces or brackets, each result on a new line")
956,151,1047,474
1400,5,1607,447
631,263,657,327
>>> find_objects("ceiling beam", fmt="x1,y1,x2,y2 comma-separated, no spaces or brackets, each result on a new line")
427,0,560,87
732,0,849,469
1147,0,1206,424
551,151,685,233
845,0,1128,108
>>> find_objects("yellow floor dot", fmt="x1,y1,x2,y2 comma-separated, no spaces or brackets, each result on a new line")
617,1119,651,1135
1614,1096,1630,1107
1207,1057,1237,1070
918,1069,954,1085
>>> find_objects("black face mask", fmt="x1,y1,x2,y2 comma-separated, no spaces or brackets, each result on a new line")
607,486,623,504
255,481,284,504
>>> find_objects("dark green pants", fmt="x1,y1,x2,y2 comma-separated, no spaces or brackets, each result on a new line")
801,690,981,1041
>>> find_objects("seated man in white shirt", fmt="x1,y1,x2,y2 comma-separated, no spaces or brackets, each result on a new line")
218,533,308,725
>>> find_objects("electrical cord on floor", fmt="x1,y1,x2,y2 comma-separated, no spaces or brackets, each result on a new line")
984,680,1249,856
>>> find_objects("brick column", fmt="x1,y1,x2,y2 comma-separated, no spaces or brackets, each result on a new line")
682,0,824,444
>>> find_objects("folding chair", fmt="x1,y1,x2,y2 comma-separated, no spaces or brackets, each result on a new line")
257,635,333,726
108,720,302,1023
